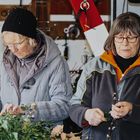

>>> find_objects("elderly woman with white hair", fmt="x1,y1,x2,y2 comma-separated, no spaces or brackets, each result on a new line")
0,8,72,125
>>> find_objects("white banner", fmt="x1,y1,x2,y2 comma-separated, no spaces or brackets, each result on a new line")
84,23,109,56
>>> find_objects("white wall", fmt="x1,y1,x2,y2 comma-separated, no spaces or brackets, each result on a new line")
111,0,140,24
56,39,93,70
0,0,31,5
117,1,140,16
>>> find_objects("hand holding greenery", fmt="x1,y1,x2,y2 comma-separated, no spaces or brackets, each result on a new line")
0,104,52,140
0,103,81,140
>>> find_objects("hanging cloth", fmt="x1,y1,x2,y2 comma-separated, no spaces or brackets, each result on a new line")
68,0,109,56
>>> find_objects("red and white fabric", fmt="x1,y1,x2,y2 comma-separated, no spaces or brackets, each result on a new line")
69,0,109,56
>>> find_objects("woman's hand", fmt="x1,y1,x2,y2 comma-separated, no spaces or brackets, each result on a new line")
110,101,133,119
0,103,24,115
84,108,106,126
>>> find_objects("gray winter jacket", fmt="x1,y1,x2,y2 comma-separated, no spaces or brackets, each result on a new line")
0,30,72,124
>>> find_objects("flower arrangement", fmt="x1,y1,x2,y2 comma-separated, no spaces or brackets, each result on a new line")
0,104,52,140
0,104,81,140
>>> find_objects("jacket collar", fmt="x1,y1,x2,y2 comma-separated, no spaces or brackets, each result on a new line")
100,51,140,81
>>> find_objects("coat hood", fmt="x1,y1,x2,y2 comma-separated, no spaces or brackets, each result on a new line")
37,30,61,67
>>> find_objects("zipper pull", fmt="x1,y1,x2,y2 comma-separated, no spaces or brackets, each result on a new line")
120,74,124,80
21,60,25,66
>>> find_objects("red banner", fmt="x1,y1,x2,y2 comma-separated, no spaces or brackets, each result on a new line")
69,0,103,31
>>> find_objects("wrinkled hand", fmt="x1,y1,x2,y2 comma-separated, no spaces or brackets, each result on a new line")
0,103,24,115
84,108,106,126
110,101,133,119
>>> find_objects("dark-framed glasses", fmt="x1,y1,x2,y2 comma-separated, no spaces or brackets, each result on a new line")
114,35,139,43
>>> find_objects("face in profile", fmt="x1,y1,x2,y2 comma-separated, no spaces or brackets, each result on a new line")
2,31,36,59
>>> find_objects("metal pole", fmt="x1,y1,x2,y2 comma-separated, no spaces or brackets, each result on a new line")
20,0,22,7
113,0,117,20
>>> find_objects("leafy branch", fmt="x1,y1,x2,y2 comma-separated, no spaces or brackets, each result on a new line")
0,104,52,140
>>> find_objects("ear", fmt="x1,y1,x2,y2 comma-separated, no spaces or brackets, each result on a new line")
29,38,37,47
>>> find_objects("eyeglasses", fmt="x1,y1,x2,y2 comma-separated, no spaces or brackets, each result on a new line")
3,38,26,48
114,35,139,43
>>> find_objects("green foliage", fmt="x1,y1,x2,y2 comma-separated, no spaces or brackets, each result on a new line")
0,105,52,140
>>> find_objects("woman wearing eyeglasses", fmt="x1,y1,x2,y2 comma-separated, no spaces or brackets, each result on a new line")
70,12,140,140
0,8,72,125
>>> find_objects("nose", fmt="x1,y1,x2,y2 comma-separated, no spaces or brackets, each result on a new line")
122,38,129,45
